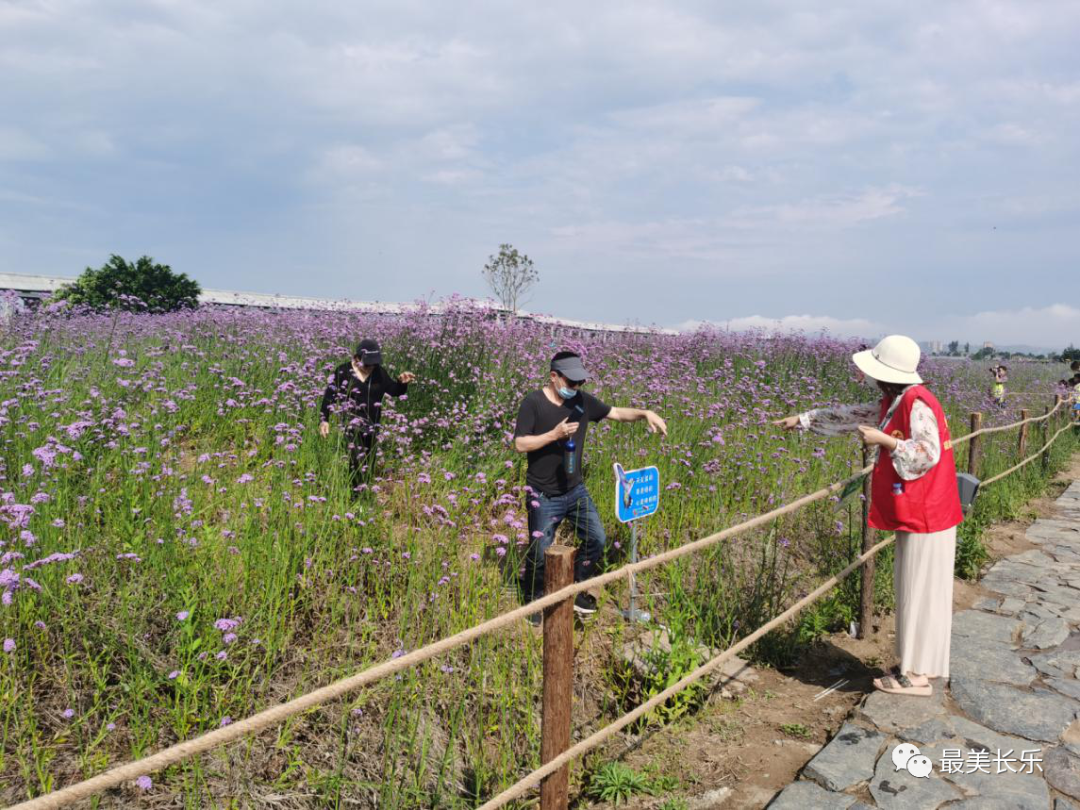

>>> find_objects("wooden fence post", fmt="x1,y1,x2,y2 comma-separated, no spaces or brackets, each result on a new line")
968,412,983,477
1018,409,1030,458
858,447,875,639
541,545,575,810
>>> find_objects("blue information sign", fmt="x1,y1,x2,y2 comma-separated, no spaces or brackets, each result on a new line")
613,463,660,524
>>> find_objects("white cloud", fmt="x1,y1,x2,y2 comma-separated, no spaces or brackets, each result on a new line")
678,314,881,339
982,123,1045,146
0,127,50,161
949,304,1080,348
728,186,922,230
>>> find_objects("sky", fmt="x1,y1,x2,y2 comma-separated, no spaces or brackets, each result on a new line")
2,0,1079,349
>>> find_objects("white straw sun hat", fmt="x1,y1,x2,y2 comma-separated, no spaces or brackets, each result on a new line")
853,335,923,385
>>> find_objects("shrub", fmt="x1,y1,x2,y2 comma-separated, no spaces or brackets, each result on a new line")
53,254,200,313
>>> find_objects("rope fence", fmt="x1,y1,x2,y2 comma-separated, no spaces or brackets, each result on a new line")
8,398,1076,810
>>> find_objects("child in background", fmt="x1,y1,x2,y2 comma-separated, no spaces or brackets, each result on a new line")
989,364,1008,406
1071,373,1080,422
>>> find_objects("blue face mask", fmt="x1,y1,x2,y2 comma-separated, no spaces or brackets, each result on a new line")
557,386,576,400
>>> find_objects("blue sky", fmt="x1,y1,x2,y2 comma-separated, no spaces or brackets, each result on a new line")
2,0,1078,348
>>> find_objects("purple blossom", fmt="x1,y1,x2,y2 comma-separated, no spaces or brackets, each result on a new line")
3,638,14,653
135,775,152,791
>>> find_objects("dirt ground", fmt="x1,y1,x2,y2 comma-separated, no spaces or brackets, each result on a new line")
580,456,1080,810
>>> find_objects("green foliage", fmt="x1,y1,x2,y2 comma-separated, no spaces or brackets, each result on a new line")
1061,345,1080,363
585,762,658,805
658,799,690,810
955,525,991,579
53,254,200,313
780,722,811,738
640,635,707,726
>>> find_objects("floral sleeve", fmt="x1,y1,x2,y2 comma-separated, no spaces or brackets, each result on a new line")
798,403,881,436
889,400,940,480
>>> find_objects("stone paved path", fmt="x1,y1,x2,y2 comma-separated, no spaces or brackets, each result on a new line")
767,481,1080,810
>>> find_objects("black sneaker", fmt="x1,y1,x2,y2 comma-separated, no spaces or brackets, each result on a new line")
573,593,598,615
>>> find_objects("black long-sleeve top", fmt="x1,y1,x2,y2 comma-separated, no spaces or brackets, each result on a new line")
318,362,408,427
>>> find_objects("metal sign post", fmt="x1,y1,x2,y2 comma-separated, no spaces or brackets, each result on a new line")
614,463,660,624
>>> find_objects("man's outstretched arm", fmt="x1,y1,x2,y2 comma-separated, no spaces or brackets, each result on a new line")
605,407,667,436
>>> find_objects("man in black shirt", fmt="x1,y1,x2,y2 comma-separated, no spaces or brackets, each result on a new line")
513,351,667,613
319,339,415,485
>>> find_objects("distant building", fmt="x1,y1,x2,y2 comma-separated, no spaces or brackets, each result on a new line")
919,340,945,355
0,272,677,339
983,341,994,349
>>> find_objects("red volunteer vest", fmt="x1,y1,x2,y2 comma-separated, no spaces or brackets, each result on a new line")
869,385,963,533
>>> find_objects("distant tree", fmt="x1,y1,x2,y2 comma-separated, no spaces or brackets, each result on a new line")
481,244,538,313
972,346,995,360
947,340,960,356
964,342,971,355
1061,345,1080,363
53,255,200,313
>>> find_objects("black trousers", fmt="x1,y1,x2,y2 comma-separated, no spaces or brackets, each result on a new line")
345,425,377,486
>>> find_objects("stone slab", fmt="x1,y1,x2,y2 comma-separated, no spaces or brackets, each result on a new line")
766,780,855,809
802,721,887,792
950,635,1036,687
982,577,1035,598
952,610,1022,645
1022,617,1072,650
857,683,947,733
868,741,961,809
1049,678,1080,702
1029,650,1080,679
951,679,1079,742
931,745,1050,808
902,713,1045,760
1011,549,1059,568
1047,746,1080,801
1019,603,1062,623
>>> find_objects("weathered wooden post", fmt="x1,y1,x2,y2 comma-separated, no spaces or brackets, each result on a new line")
1018,409,1030,458
541,545,575,810
968,413,983,477
859,446,875,639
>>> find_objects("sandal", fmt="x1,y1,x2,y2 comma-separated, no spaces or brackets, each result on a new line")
874,673,932,697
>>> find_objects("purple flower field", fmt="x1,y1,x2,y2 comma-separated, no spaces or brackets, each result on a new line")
0,300,1073,807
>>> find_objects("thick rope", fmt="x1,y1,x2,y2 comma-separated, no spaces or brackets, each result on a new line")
955,398,1064,444
9,400,1072,809
981,422,1077,486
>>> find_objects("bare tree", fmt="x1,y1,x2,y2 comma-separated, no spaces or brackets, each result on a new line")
482,243,538,313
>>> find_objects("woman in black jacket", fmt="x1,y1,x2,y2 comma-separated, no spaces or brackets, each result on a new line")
318,339,415,484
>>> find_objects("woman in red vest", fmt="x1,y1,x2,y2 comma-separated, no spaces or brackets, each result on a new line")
776,335,963,697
